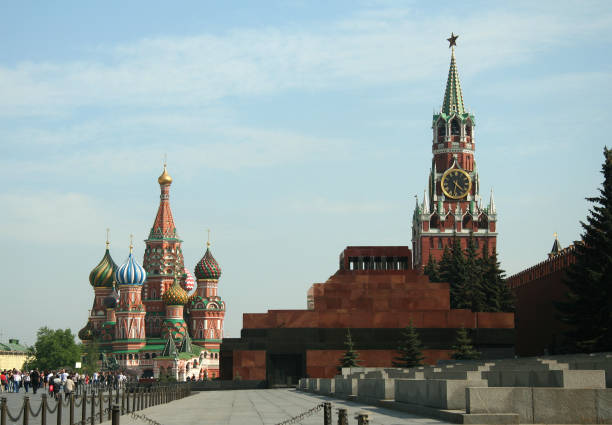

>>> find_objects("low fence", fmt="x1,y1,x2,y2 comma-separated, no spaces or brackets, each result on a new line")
189,380,267,391
0,383,191,425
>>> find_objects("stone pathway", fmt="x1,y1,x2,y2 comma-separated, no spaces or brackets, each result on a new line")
115,389,452,425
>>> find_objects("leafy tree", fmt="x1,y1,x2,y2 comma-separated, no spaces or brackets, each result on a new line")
393,320,425,368
80,339,100,374
556,147,612,352
424,254,442,282
337,329,360,371
451,326,481,360
28,327,81,371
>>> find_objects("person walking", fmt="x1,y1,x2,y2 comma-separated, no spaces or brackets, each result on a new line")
0,370,6,392
52,374,61,400
13,370,21,393
23,372,30,393
64,375,75,400
31,369,40,394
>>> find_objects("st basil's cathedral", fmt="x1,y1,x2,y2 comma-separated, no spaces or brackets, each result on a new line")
78,165,226,381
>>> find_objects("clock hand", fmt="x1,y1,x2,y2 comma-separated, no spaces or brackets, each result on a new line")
453,181,463,190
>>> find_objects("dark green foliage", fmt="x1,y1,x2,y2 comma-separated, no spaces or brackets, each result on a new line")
28,327,81,371
451,326,481,360
393,321,425,368
556,147,612,352
465,235,486,312
338,329,360,371
439,238,467,309
424,254,442,282
80,338,100,374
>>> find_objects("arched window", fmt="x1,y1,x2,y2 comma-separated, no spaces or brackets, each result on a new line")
465,123,472,137
437,122,445,140
451,118,460,136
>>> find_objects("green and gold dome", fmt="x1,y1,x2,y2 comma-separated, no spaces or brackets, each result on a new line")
163,279,189,306
89,239,118,288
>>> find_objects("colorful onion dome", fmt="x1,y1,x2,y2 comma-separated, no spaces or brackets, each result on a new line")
115,243,147,285
158,164,173,185
89,244,118,288
78,322,93,341
163,279,189,306
194,244,222,280
180,267,195,292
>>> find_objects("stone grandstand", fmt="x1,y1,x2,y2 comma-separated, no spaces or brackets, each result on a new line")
299,352,612,424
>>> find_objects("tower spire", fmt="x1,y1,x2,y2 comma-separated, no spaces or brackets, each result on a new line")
442,33,465,116
106,228,110,250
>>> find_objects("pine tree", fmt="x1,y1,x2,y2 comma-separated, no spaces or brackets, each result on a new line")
424,254,442,282
337,329,360,371
440,236,468,309
393,320,425,368
451,326,481,360
480,246,514,312
556,147,612,352
465,235,486,312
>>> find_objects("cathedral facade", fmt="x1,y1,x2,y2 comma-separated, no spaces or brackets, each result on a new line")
79,166,226,381
412,37,497,269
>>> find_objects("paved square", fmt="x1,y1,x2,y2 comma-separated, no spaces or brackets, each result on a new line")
116,389,451,425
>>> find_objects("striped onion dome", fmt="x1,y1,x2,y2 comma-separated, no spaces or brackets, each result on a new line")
194,246,222,280
115,251,147,286
89,247,118,288
180,267,195,292
163,279,189,306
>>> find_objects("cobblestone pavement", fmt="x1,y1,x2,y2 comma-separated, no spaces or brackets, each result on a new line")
117,389,452,425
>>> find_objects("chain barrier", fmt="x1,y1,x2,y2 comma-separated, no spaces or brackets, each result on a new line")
5,400,24,423
274,402,326,425
130,411,164,425
74,395,84,408
46,398,59,414
27,400,43,417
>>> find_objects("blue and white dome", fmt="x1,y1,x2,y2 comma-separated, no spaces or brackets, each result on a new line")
115,251,147,286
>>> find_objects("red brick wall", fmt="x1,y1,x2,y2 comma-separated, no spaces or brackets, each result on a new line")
233,350,266,380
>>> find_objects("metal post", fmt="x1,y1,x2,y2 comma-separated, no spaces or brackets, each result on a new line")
324,402,331,425
337,408,348,425
132,388,136,413
111,404,120,425
90,394,95,425
357,413,369,425
69,395,74,425
98,392,103,424
81,395,86,425
23,396,29,425
121,391,126,415
56,396,62,425
108,389,112,420
41,394,47,425
0,397,6,425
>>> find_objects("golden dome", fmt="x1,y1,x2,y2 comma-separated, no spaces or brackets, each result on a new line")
158,165,173,185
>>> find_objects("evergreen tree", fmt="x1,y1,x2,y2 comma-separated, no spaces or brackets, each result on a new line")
337,329,360,371
440,237,467,309
480,246,514,312
465,235,486,312
451,326,481,360
556,147,612,352
393,320,425,368
424,254,442,282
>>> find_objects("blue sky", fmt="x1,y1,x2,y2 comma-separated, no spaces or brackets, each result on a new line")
1,1,611,345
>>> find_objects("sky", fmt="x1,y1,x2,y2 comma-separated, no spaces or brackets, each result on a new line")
1,0,611,346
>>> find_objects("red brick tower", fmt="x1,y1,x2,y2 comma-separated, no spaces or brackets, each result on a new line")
142,164,186,337
412,34,497,269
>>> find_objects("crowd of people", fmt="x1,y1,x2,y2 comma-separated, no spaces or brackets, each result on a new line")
0,369,128,399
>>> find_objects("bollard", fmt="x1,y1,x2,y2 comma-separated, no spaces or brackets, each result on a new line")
0,397,5,425
108,389,112,420
69,394,74,425
121,391,126,415
41,395,47,425
56,396,62,425
132,388,136,413
111,404,120,425
356,413,369,425
91,394,95,425
99,392,103,424
324,402,332,425
337,408,348,425
23,396,29,425
81,395,87,425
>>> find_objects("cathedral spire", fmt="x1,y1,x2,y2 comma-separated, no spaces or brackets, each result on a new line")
442,33,465,116
149,163,178,240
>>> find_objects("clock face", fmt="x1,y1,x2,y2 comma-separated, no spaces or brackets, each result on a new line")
441,168,471,199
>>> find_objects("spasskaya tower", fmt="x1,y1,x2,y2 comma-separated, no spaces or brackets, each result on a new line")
412,34,497,269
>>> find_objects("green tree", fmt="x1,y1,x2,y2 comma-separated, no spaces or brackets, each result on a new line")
451,326,481,360
80,339,101,374
424,254,442,282
440,237,467,308
29,327,81,371
556,147,612,352
479,246,514,312
465,235,486,312
393,320,425,368
337,329,360,371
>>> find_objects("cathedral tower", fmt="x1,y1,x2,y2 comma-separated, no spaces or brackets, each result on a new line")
142,164,186,337
412,34,497,269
